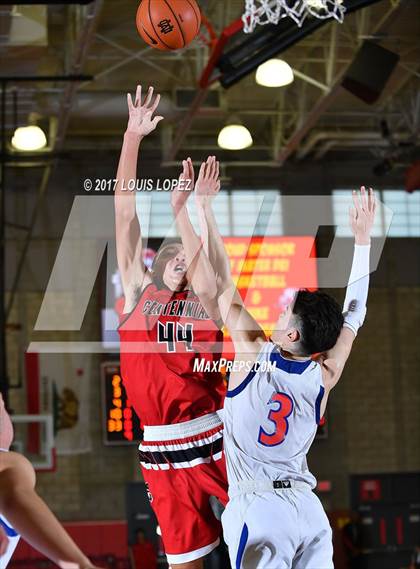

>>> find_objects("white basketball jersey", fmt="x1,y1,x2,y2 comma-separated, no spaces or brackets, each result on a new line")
0,515,20,567
223,341,325,490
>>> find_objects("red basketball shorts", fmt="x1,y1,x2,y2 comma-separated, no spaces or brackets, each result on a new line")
139,412,228,565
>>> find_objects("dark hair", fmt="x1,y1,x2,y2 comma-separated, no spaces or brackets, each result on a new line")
151,239,183,288
292,290,344,355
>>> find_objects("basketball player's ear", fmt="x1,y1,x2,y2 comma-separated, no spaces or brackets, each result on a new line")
287,328,300,343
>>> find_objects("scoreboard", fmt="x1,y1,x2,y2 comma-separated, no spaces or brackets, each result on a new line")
101,362,142,445
221,236,318,354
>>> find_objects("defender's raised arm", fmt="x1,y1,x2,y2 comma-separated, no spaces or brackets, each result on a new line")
319,186,376,397
114,85,163,313
195,156,232,293
170,157,220,321
194,158,265,350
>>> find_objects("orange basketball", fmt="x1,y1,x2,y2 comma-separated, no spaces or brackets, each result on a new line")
136,0,201,51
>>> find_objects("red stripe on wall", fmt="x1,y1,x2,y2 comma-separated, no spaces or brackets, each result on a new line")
396,516,403,545
12,521,128,561
25,352,40,453
379,518,387,545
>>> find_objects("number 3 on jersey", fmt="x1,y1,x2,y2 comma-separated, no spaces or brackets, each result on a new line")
258,392,293,447
157,321,194,352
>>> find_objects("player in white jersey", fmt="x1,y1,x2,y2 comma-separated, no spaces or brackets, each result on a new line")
190,173,376,568
0,393,103,569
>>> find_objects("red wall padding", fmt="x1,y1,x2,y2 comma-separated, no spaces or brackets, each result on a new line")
11,520,128,562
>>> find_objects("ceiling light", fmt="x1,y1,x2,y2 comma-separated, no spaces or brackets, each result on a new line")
256,59,294,88
11,125,47,151
218,124,253,150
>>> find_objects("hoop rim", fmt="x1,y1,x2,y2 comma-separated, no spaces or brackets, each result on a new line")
242,0,346,33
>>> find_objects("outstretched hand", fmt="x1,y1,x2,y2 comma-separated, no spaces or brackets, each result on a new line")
195,156,221,206
349,186,376,245
126,85,163,138
171,157,194,212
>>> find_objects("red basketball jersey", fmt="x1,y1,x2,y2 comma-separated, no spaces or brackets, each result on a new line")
118,283,225,427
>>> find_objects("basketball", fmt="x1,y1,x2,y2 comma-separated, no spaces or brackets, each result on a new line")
136,0,201,51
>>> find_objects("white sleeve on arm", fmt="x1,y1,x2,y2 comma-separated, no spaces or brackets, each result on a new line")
342,244,371,336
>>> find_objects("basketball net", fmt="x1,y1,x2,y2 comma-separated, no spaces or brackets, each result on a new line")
242,0,346,33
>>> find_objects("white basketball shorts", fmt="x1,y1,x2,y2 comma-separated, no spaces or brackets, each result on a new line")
222,486,334,569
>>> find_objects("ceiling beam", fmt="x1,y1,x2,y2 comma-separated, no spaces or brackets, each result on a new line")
272,89,285,160
379,60,420,111
6,0,103,320
55,0,103,150
326,23,338,87
277,0,403,164
164,87,209,162
93,33,183,85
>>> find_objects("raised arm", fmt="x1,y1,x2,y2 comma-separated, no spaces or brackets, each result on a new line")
170,158,220,321
115,85,163,313
192,167,265,386
193,159,264,345
195,156,231,290
319,187,376,399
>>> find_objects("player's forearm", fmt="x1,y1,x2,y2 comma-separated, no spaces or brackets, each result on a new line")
173,205,218,299
115,131,143,219
115,132,143,279
1,488,92,568
217,284,265,350
342,243,371,336
195,204,239,322
197,201,232,291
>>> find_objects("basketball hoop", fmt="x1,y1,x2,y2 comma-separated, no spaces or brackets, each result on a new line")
242,0,346,33
197,13,218,50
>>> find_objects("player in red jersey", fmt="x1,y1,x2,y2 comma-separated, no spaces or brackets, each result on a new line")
114,86,228,568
